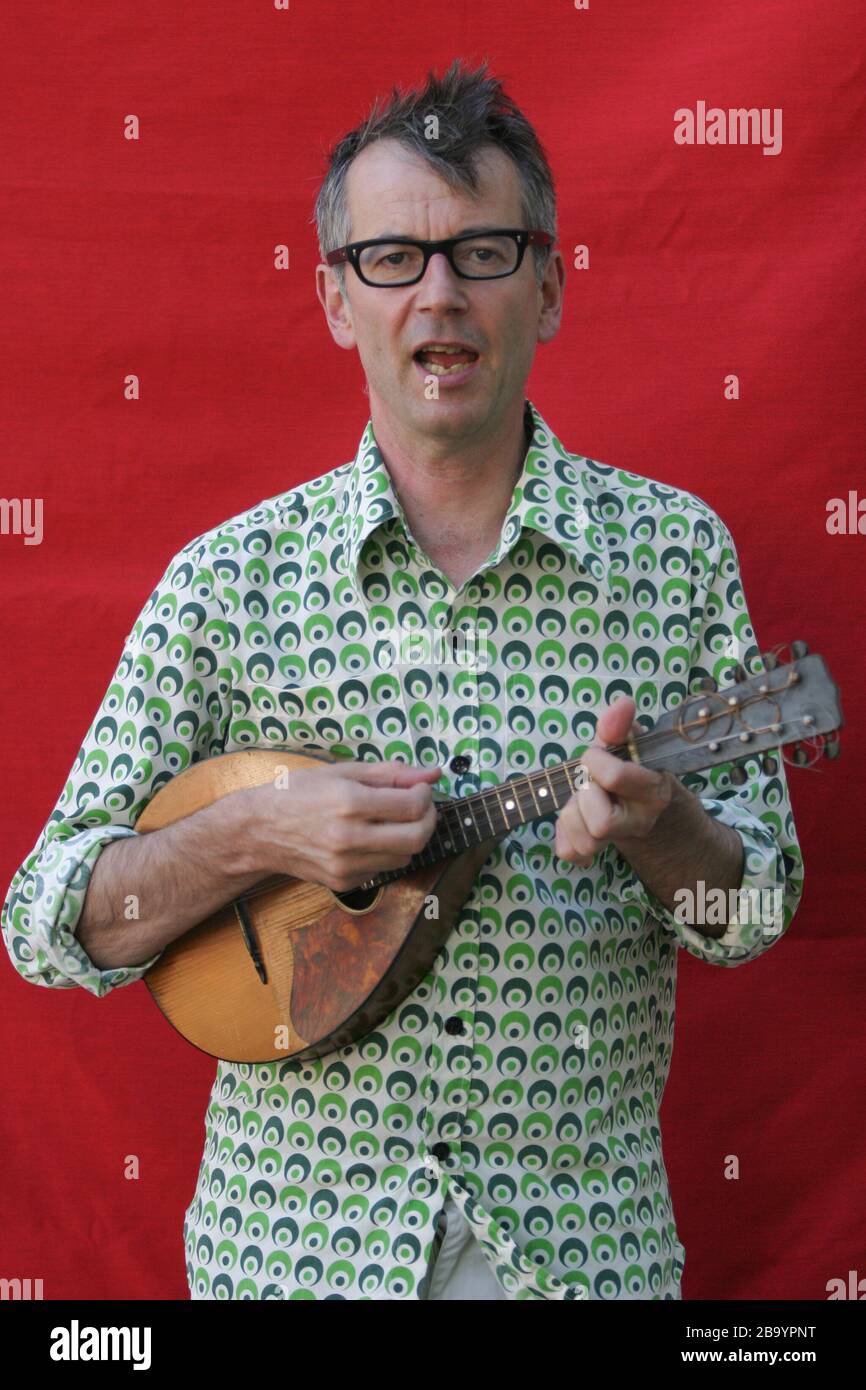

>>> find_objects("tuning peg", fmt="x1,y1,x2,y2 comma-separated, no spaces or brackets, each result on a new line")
729,762,749,785
823,736,841,760
761,754,778,775
733,663,748,683
697,676,717,692
761,650,778,671
791,640,809,659
790,743,810,766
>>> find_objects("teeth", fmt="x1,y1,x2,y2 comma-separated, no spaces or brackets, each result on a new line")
415,344,478,375
423,360,474,375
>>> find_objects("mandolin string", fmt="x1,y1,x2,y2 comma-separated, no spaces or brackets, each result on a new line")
440,717,788,824
603,681,792,758
231,715,800,905
463,685,786,791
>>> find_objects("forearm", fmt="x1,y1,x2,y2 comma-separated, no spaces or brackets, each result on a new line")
77,791,265,969
613,776,744,939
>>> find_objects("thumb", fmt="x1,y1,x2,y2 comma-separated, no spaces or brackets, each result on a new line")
593,695,637,749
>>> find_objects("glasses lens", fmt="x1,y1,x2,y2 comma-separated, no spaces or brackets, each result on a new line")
453,235,519,278
358,236,520,284
359,242,425,284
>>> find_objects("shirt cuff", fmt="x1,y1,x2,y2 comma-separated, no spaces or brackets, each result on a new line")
6,825,164,996
611,798,789,966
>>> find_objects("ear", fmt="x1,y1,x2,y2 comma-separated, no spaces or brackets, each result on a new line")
316,263,357,351
536,249,566,345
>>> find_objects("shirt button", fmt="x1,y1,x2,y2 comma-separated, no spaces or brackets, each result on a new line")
449,754,471,773
444,1016,465,1035
431,1141,450,1161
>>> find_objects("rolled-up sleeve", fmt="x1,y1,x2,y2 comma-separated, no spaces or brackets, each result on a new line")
615,514,804,967
1,544,234,995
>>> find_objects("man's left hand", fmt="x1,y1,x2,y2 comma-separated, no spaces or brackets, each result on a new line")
554,696,678,867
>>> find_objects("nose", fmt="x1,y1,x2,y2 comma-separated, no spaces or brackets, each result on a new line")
413,250,469,307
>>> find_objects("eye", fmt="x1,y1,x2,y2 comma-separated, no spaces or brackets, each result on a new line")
453,236,516,274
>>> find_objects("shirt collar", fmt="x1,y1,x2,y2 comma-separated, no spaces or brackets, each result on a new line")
338,398,610,599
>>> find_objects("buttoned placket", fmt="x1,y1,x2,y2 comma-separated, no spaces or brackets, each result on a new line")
414,571,481,1191
345,521,484,1196
339,422,624,1284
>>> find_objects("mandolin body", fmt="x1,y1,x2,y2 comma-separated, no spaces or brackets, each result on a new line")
137,749,499,1063
133,649,842,1063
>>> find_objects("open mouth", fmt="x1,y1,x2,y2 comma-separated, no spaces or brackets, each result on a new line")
412,345,480,376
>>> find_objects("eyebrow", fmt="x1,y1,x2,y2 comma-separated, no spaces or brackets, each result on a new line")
371,225,508,240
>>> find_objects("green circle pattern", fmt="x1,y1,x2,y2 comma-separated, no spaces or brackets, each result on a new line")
2,399,802,1300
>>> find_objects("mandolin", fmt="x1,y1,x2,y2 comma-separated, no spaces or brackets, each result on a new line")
138,643,842,1063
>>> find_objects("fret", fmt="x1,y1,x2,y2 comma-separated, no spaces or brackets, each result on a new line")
450,798,472,849
437,813,454,853
356,740,653,891
506,776,526,824
463,796,483,841
525,772,543,816
334,669,833,896
344,751,633,894
430,819,451,858
552,766,573,806
443,801,467,852
542,767,559,810
524,774,541,817
515,775,535,823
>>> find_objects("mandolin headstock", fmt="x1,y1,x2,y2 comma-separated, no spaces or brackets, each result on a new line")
633,643,844,782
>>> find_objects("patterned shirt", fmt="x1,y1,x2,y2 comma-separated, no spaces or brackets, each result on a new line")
1,398,803,1300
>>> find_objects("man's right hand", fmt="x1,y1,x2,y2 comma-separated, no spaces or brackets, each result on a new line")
233,758,444,892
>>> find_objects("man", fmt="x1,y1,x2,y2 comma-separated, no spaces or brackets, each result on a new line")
2,59,802,1300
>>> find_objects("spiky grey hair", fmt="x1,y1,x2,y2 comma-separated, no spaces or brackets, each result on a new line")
312,57,557,295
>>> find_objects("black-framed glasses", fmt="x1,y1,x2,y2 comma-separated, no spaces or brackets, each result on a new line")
325,228,554,287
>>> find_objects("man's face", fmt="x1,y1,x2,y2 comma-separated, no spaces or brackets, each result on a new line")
316,139,564,444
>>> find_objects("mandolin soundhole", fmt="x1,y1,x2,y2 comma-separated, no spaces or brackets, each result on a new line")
332,885,383,914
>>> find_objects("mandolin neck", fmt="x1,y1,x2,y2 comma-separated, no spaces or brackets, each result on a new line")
363,743,638,889
228,650,842,905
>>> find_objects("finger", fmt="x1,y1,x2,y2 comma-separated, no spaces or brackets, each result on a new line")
555,794,602,866
574,779,620,841
329,758,442,787
345,780,443,823
582,784,656,841
579,746,669,804
336,801,439,856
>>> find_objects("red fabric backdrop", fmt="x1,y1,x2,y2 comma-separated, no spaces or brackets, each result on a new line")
1,0,863,1301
